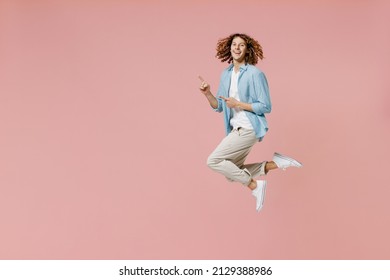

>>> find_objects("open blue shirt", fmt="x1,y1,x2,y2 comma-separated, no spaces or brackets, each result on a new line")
213,63,272,141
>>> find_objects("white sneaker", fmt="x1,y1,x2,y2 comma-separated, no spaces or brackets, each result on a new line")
252,180,267,212
273,152,303,170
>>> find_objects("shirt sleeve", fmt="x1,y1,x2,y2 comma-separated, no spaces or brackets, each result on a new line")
212,97,223,112
251,71,272,115
212,73,225,113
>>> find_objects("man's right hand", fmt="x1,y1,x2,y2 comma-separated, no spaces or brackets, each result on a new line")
198,75,211,95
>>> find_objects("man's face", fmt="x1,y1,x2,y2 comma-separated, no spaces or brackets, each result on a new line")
230,36,247,63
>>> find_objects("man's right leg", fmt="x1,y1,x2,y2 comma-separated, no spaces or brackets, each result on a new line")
207,128,257,186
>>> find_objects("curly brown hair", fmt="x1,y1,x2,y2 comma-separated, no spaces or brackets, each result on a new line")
215,33,264,65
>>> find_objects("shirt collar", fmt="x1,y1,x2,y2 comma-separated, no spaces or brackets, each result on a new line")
227,63,249,72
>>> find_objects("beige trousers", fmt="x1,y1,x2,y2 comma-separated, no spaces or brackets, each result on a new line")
207,127,266,186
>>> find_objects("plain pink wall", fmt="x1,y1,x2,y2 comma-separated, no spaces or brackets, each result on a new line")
1,0,389,259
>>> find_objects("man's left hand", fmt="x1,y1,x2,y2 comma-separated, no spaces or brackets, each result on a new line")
219,96,240,109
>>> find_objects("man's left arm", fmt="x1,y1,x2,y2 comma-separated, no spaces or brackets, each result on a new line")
250,71,272,115
219,96,253,111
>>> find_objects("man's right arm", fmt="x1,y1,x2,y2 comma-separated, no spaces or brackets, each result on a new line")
198,76,219,109
204,91,218,109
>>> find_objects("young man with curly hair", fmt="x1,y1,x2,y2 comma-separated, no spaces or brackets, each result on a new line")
199,33,302,212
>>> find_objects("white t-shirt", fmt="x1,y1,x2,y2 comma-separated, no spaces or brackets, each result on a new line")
229,69,253,130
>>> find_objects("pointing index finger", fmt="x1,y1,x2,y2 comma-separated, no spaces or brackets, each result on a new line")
198,75,205,82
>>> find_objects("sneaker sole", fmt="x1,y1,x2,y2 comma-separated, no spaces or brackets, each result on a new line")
274,152,303,168
256,181,267,212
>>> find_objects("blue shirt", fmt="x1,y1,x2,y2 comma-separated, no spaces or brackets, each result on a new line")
213,63,272,141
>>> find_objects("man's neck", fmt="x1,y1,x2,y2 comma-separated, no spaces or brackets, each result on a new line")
233,60,245,73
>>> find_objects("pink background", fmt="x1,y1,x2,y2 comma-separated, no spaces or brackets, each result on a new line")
1,0,389,259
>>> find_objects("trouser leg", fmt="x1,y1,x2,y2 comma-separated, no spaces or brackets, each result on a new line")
207,128,261,186
242,162,267,178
